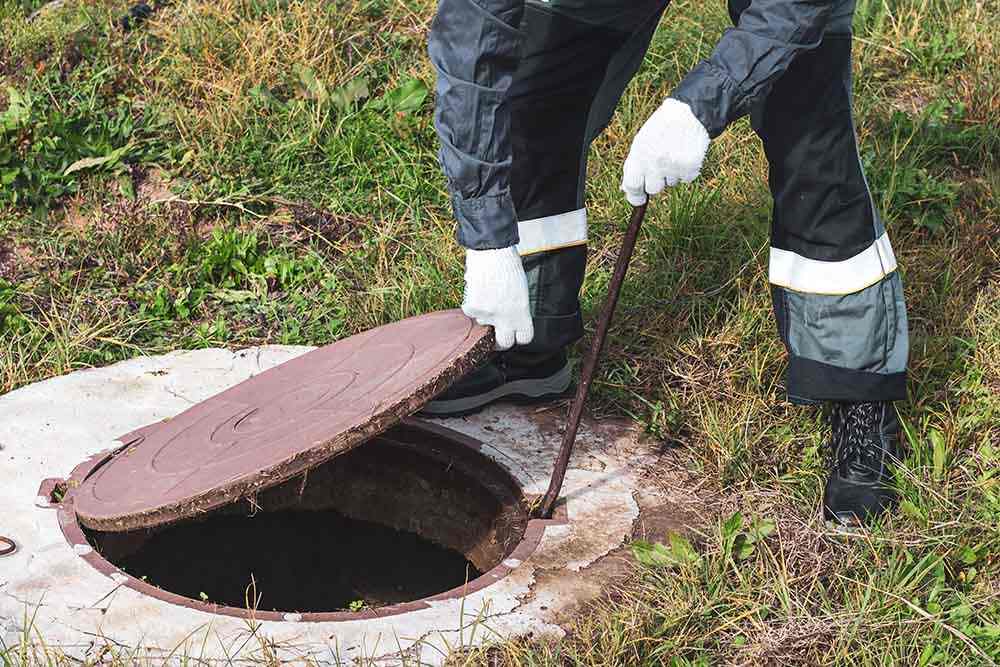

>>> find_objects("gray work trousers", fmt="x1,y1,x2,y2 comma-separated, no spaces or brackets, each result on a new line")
507,0,908,403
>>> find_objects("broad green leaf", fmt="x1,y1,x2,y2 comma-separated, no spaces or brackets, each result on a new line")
959,546,979,565
378,77,429,114
667,532,701,566
632,533,700,569
980,442,996,463
117,172,135,200
722,512,743,536
733,534,755,561
900,499,926,522
748,517,776,542
931,429,947,480
296,66,329,104
720,511,743,557
631,540,672,568
329,77,370,110
1,87,30,128
64,155,117,176
64,146,128,176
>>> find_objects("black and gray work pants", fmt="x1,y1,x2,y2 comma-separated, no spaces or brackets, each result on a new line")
509,0,908,404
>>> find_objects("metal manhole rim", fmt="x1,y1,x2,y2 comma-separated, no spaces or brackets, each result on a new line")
52,419,566,623
0,536,15,557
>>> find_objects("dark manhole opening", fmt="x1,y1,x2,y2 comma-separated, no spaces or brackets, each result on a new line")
112,510,482,612
80,422,529,615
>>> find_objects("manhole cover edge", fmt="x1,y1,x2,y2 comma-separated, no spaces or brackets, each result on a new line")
74,318,494,533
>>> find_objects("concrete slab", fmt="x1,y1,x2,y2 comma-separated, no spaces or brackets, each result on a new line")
0,346,666,665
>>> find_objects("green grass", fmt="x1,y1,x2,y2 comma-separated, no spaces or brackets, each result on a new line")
1,0,999,664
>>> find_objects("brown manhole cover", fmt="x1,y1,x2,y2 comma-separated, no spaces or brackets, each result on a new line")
52,311,554,620
73,310,494,532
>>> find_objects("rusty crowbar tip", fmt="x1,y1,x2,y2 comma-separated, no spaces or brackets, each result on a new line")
536,203,648,520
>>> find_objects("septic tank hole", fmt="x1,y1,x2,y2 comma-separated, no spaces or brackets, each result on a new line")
108,509,481,612
72,421,533,617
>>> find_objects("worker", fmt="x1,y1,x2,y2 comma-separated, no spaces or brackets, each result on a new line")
422,0,909,527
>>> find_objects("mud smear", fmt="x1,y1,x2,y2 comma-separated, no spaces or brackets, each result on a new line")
115,509,481,612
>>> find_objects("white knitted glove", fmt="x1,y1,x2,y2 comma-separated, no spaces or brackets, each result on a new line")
621,98,711,206
462,247,534,350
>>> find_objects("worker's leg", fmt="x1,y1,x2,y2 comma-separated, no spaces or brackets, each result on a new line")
424,0,668,416
730,0,909,404
731,0,909,524
509,0,669,357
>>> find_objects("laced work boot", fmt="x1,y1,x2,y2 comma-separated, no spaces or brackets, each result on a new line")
823,401,902,526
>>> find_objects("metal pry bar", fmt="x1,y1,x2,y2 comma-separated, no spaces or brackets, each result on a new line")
537,203,648,519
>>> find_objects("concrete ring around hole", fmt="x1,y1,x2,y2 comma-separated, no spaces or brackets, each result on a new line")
1,346,651,665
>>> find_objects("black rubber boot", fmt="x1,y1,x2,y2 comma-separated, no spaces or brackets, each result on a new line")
823,401,902,526
420,349,572,417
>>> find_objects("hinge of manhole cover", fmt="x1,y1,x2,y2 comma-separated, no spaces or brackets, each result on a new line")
36,477,69,508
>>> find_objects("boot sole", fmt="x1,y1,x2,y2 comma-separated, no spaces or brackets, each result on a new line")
419,362,574,418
